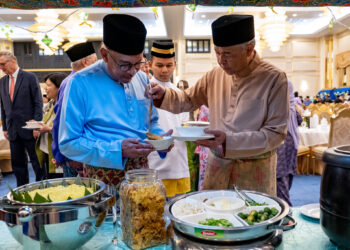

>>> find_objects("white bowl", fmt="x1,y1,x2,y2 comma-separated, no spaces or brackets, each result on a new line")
183,121,210,127
204,197,245,214
176,126,208,137
144,136,174,151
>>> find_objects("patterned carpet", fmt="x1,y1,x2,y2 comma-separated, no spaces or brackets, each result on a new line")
0,166,321,207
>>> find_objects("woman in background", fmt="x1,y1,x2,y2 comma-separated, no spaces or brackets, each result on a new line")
276,81,300,206
194,105,210,190
36,73,67,179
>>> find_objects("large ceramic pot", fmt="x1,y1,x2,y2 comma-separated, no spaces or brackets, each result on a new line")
321,145,350,248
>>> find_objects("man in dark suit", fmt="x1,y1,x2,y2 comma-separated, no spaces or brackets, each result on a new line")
0,51,43,187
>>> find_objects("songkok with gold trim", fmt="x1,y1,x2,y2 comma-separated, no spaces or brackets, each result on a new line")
66,42,95,62
103,14,147,55
212,14,255,47
151,41,175,58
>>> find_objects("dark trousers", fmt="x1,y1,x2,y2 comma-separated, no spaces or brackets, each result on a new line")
10,137,43,187
277,174,294,206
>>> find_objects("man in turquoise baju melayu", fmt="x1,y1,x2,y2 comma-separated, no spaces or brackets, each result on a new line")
59,14,172,186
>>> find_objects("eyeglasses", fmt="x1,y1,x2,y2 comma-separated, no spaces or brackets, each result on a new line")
106,50,146,72
0,60,9,67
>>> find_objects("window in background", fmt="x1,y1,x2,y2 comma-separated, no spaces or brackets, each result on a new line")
23,43,32,56
186,39,210,53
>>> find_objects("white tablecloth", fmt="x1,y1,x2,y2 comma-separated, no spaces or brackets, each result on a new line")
298,125,330,147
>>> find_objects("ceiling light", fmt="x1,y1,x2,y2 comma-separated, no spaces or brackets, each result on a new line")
292,13,297,17
17,16,22,20
28,9,67,55
201,14,206,18
199,20,203,24
260,8,293,52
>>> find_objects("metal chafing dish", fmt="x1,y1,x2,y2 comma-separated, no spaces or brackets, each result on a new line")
0,178,115,250
166,190,295,243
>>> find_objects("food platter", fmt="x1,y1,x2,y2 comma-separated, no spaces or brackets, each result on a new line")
166,190,294,242
0,178,115,250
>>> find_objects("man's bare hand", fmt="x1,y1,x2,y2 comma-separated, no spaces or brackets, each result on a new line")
145,82,166,100
33,130,39,139
3,131,8,140
158,129,174,153
122,138,155,158
195,129,226,149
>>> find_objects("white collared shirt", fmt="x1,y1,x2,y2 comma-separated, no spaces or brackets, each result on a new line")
147,77,190,180
8,67,19,94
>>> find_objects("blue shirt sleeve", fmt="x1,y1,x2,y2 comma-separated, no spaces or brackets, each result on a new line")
58,75,126,169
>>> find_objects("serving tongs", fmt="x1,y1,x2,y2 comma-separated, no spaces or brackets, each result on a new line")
233,184,257,207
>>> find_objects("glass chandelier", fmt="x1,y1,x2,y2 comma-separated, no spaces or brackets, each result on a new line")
28,9,67,55
260,8,293,52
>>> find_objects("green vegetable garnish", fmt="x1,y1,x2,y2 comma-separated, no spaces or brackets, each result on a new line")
33,193,48,203
84,187,91,196
23,191,33,203
198,218,233,227
239,207,279,225
245,200,268,206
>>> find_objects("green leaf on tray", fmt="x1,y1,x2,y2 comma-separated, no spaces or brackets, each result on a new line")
47,194,52,202
23,191,33,203
75,175,83,186
84,187,91,196
33,193,48,203
8,184,24,202
62,179,69,187
67,196,72,200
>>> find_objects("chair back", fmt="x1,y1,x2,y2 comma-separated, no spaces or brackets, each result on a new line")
333,103,347,114
329,109,350,148
318,112,331,124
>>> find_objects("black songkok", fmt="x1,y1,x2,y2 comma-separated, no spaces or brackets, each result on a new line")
103,14,147,55
212,15,255,47
66,42,95,62
151,41,175,58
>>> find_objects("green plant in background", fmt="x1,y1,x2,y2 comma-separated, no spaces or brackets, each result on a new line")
186,141,199,192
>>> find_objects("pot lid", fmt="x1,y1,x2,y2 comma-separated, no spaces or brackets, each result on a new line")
323,145,350,168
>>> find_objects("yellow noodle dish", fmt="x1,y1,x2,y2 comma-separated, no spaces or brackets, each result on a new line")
8,176,97,203
28,184,94,202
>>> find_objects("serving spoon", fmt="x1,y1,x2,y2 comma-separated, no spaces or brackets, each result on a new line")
145,84,163,140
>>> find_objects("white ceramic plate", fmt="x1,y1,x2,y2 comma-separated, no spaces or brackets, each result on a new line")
22,123,42,129
172,135,214,142
300,203,320,220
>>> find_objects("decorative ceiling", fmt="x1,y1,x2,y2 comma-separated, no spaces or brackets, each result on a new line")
1,0,350,9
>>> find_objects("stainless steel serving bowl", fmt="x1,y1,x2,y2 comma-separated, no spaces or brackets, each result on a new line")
0,178,115,250
166,190,294,242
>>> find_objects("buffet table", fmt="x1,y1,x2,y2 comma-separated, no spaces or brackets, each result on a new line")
0,208,337,250
298,126,330,147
